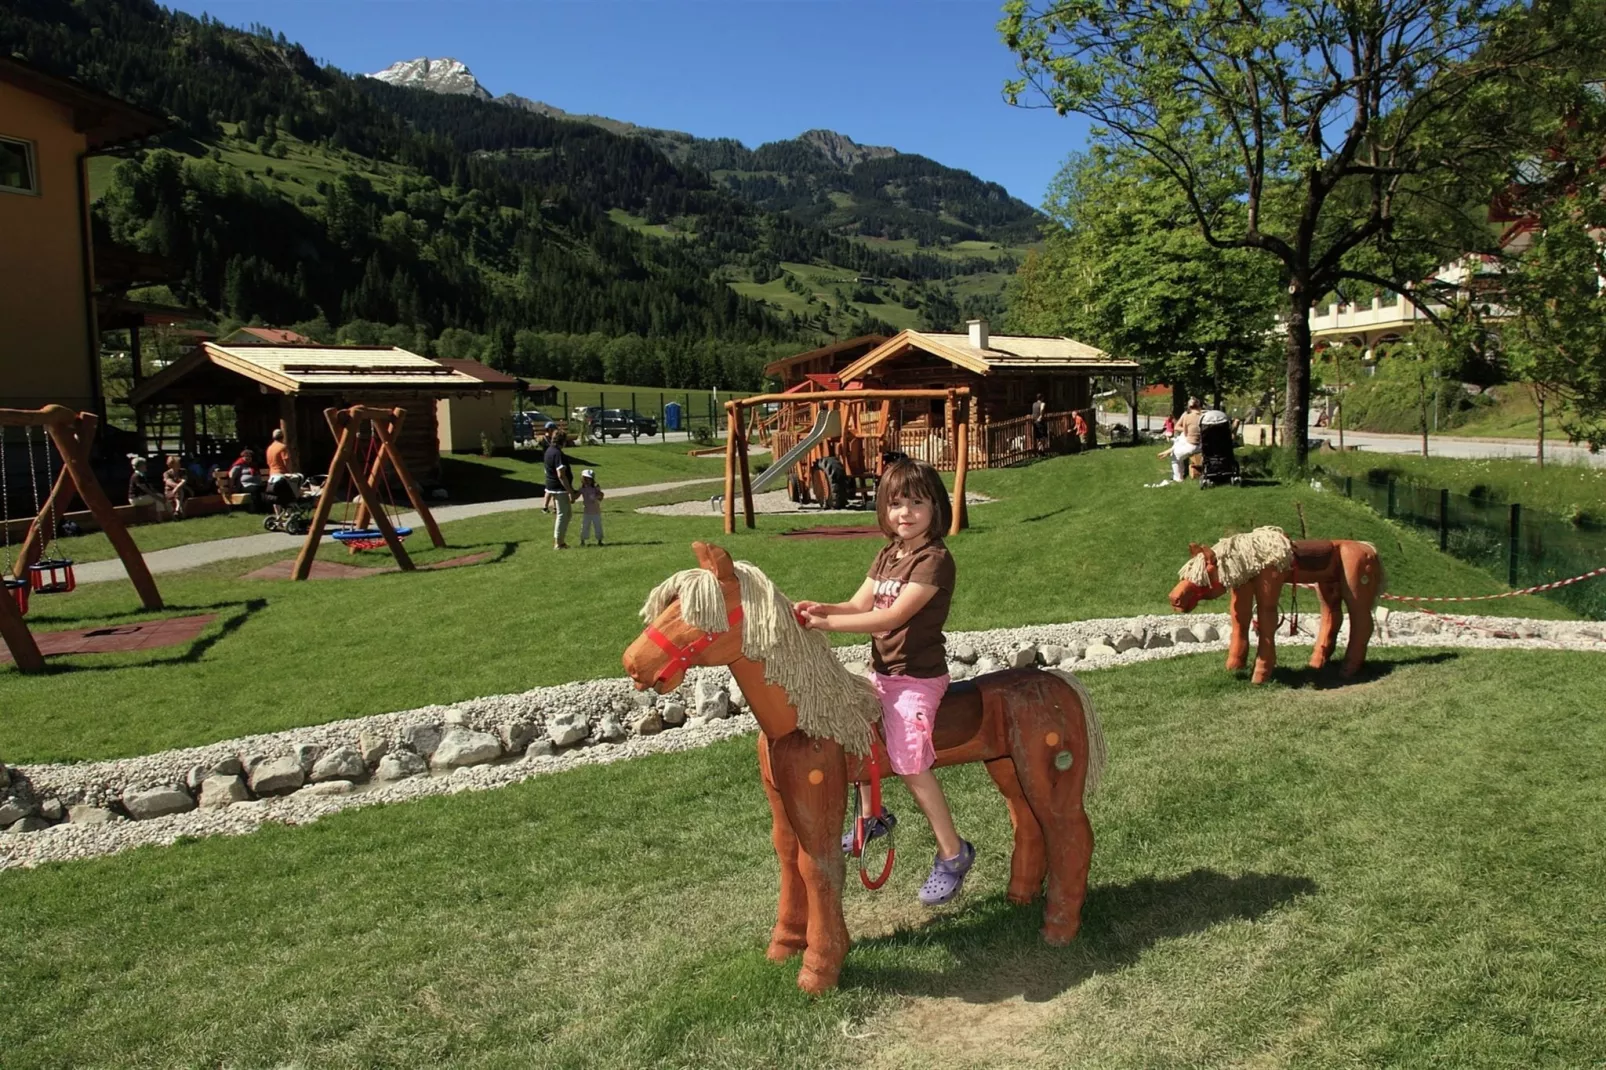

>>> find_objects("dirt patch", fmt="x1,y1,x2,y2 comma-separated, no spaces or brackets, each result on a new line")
865,986,1067,1069
0,614,217,664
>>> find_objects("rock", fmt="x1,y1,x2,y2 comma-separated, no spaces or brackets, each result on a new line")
444,708,470,727
1172,626,1199,644
1009,644,1039,669
311,746,367,783
1040,644,1064,665
37,798,64,822
974,656,1002,676
376,750,428,781
0,798,36,827
198,774,249,810
299,780,355,797
696,676,731,720
358,731,389,766
546,713,590,748
499,721,536,755
1201,624,1222,642
1113,633,1143,653
213,755,244,777
402,722,444,760
594,715,628,744
123,786,196,820
727,679,748,710
1146,632,1174,649
1061,643,1087,661
292,742,325,774
248,756,305,797
631,690,657,708
632,710,664,736
68,804,118,825
659,702,687,727
950,641,979,665
430,729,503,770
0,765,9,791
1057,655,1082,671
525,738,557,758
5,815,49,834
687,715,710,730
947,661,971,681
185,764,211,792
1084,643,1118,659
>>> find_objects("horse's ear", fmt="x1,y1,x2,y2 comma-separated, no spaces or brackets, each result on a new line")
1188,542,1207,558
692,541,737,582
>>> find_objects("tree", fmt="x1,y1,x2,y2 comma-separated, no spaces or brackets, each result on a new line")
1001,0,1586,463
1006,149,1282,408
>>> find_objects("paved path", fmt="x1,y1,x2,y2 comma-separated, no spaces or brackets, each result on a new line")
1098,410,1603,466
76,476,723,585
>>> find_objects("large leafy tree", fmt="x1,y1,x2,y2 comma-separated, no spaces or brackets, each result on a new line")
1000,0,1585,463
1007,148,1283,408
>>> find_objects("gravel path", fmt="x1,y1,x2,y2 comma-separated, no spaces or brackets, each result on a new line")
2,608,1601,870
74,476,723,584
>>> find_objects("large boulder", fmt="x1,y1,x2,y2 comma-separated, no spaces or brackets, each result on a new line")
499,721,536,755
593,715,628,744
659,702,687,727
546,712,590,748
199,774,249,810
695,676,731,720
123,786,197,820
310,746,367,783
949,641,979,665
632,710,664,736
299,780,355,797
1112,632,1144,653
375,749,427,781
402,722,444,760
430,729,503,770
248,756,305,797
358,731,389,766
1009,644,1039,669
68,804,118,826
1083,643,1118,660
38,798,65,823
0,799,35,828
291,742,325,774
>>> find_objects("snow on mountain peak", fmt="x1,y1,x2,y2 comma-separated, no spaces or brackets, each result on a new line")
368,57,491,100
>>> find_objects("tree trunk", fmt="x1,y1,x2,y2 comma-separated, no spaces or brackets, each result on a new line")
1283,290,1314,465
1172,381,1186,420
1534,383,1546,468
1418,365,1430,458
1212,346,1224,410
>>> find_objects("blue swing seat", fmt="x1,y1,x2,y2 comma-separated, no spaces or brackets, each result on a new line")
331,526,412,543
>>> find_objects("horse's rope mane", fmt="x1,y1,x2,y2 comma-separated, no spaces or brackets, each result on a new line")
1179,526,1294,589
641,562,880,754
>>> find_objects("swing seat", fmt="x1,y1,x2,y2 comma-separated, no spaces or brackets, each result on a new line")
332,527,412,550
28,558,75,594
3,577,28,615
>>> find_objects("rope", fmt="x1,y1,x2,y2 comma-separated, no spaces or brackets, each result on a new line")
1379,564,1606,603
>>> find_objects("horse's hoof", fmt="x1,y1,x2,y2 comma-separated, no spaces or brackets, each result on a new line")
797,964,839,994
767,938,805,962
1251,669,1272,684
1225,656,1247,671
1006,886,1041,906
1040,922,1080,947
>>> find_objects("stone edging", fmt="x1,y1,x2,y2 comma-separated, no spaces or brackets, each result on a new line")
2,610,1602,870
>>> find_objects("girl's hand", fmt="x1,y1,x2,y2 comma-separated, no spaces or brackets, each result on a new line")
793,600,824,617
802,612,833,632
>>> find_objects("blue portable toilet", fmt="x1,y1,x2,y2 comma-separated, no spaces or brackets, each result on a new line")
664,402,682,431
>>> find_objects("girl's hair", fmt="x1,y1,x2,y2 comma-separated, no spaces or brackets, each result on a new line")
875,459,951,540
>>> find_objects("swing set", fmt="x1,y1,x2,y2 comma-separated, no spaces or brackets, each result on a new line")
0,406,164,673
291,405,445,580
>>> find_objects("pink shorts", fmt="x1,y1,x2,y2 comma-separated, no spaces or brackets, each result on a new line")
870,671,950,776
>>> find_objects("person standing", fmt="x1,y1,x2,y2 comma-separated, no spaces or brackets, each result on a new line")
1030,393,1047,453
578,468,605,546
265,428,292,477
544,428,577,549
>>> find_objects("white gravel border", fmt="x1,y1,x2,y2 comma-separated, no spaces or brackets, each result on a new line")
2,609,1602,871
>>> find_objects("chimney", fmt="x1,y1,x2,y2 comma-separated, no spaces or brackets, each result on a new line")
967,318,989,350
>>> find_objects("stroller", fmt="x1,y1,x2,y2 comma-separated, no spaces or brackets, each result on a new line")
1196,409,1242,489
261,474,320,535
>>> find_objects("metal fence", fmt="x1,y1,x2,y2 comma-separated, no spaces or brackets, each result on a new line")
1328,472,1606,620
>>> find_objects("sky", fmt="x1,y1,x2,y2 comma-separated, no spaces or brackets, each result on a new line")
161,0,1093,209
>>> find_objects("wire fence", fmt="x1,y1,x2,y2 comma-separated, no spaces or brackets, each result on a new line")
1328,471,1606,620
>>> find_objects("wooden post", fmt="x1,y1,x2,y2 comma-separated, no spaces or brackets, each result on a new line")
291,409,352,581
1508,503,1521,587
945,389,957,470
0,577,43,672
1129,376,1140,446
723,404,738,534
950,418,970,535
46,414,163,611
1439,488,1450,552
736,405,755,529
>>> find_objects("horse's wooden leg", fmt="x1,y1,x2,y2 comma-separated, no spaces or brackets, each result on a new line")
1226,585,1253,671
984,755,1048,905
1251,575,1281,684
1339,544,1380,677
768,730,850,994
758,734,808,961
1309,581,1342,669
999,677,1094,946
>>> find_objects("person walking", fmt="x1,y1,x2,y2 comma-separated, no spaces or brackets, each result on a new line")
578,469,605,546
544,428,577,549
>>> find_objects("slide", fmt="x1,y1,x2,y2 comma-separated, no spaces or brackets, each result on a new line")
712,407,841,507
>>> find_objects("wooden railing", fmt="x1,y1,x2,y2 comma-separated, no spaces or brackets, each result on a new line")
764,406,1097,475
982,410,1091,468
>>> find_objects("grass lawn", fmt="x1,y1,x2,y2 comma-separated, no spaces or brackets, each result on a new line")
0,448,1570,764
1305,448,1606,521
3,646,1602,1068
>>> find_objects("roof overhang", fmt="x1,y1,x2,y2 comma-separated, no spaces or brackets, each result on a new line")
762,334,888,379
837,331,1141,382
0,56,169,151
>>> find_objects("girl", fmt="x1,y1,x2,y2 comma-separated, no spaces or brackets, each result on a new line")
578,468,605,546
796,460,974,906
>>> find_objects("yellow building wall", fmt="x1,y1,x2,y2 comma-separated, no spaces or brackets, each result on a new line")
0,82,96,411
437,394,512,452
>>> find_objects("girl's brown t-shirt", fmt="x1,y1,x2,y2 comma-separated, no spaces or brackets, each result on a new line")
868,537,955,677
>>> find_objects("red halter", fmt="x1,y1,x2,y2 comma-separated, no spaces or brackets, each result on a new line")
641,605,744,686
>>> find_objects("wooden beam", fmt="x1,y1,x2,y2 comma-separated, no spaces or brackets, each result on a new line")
735,407,755,530
950,418,970,536
0,405,78,428
370,408,444,548
291,408,352,581
723,408,738,535
730,387,970,410
45,414,163,611
0,580,43,673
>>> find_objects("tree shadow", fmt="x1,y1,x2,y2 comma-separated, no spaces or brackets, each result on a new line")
1261,649,1459,689
845,867,1316,1002
18,598,267,676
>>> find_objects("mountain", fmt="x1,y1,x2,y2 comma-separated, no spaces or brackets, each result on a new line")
369,56,1044,245
368,57,490,100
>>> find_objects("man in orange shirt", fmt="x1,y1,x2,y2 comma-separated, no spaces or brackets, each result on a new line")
265,428,292,476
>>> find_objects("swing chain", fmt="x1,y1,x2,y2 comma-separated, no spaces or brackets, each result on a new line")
1,425,12,575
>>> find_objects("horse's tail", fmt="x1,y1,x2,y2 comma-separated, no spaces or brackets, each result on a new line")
1045,667,1107,796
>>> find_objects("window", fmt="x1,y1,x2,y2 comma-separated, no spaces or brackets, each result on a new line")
0,136,38,195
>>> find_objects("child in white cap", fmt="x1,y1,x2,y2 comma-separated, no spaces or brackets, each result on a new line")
579,469,605,546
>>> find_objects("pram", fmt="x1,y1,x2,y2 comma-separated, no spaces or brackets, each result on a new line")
261,474,321,535
1196,409,1242,489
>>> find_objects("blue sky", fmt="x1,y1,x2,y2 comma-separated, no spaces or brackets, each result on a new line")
162,0,1092,208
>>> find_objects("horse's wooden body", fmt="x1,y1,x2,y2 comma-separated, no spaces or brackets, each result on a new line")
1169,537,1384,683
624,542,1103,994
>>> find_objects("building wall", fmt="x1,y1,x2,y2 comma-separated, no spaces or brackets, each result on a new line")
0,82,95,411
437,394,511,453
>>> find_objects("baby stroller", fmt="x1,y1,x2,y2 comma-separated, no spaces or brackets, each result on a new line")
1196,409,1242,489
262,474,318,535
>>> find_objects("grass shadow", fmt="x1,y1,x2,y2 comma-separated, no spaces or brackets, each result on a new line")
1022,505,1073,524
847,867,1316,1002
1261,649,1460,689
23,598,267,676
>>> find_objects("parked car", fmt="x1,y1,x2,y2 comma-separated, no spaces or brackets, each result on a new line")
512,410,558,441
575,407,658,438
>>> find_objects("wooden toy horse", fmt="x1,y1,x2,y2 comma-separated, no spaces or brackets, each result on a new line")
1169,526,1385,683
623,542,1107,994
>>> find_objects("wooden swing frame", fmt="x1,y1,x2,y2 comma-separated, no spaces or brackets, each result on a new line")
0,405,164,673
291,405,445,581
